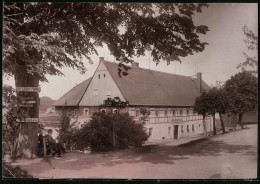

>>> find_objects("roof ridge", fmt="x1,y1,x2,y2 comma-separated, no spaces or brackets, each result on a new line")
77,77,93,106
102,60,192,79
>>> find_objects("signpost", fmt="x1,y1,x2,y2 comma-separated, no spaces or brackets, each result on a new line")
16,87,41,92
19,118,39,123
20,104,34,108
15,64,41,158
16,87,40,123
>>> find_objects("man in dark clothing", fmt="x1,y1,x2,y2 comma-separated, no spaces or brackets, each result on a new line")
45,129,65,157
37,133,44,156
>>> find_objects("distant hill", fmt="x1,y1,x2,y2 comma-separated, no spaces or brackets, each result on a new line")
39,96,55,114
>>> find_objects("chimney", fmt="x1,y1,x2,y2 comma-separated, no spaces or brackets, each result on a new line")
99,57,104,62
131,62,139,67
197,72,202,93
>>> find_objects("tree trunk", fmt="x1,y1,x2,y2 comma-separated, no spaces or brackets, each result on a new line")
212,113,216,135
15,65,40,158
202,115,207,137
233,113,237,130
219,113,226,133
239,113,244,129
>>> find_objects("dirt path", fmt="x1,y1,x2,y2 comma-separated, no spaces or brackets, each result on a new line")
12,124,257,179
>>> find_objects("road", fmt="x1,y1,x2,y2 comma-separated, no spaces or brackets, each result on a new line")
12,124,257,179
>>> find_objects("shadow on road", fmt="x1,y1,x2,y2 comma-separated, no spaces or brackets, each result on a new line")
38,137,256,171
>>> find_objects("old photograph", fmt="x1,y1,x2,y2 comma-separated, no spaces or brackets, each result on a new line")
2,2,258,179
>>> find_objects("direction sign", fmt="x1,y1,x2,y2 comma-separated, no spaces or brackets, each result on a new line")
22,101,36,104
20,118,39,122
20,97,34,101
16,87,41,92
20,104,34,108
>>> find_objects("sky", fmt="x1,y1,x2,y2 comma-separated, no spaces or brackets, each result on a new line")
3,3,258,100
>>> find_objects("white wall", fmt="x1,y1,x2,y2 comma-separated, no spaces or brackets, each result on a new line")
145,118,212,141
79,61,125,106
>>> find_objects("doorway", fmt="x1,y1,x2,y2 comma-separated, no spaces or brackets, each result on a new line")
174,125,179,139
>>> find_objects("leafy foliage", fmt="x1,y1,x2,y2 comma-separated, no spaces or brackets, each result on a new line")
100,97,129,112
57,109,79,149
194,89,219,134
195,87,229,116
3,161,33,178
224,71,257,114
79,112,149,152
237,25,258,75
3,2,209,80
2,85,26,156
194,91,210,117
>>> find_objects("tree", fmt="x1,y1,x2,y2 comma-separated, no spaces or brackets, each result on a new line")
237,25,258,75
207,87,229,134
194,91,210,137
100,97,129,113
214,87,228,133
3,85,25,157
3,2,209,158
224,71,257,129
101,97,129,150
84,112,148,152
57,108,78,149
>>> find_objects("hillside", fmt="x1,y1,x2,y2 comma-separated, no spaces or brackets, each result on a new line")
39,96,55,114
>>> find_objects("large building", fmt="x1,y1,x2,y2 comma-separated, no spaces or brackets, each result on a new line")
45,58,213,141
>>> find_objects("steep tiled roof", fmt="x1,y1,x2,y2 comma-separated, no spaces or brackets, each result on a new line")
52,78,92,106
103,61,210,106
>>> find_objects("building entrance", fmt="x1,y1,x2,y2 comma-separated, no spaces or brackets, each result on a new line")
174,125,179,139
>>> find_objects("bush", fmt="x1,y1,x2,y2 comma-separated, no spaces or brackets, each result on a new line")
57,109,78,149
76,112,149,152
3,85,24,156
3,161,33,178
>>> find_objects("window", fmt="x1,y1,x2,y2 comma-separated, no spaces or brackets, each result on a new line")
104,74,106,78
187,125,189,132
181,125,184,133
148,128,153,136
98,74,100,79
168,127,171,135
84,108,89,116
199,124,201,127
113,109,118,114
155,109,159,116
164,110,168,116
136,109,140,117
172,110,176,116
180,109,183,116
93,90,98,96
101,109,106,113
105,90,111,96
192,124,195,132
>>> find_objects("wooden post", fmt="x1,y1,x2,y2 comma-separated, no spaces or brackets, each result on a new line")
15,65,40,158
43,136,47,157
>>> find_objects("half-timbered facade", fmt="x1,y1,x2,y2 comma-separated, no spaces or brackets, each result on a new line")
48,58,213,141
